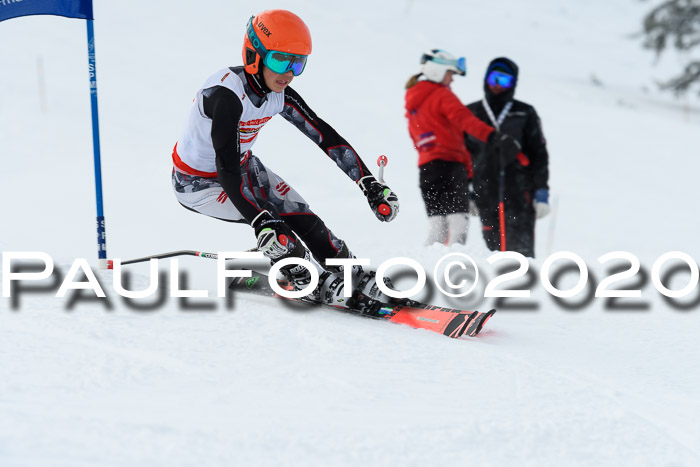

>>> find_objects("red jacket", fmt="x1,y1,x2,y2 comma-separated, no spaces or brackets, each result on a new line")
405,81,494,175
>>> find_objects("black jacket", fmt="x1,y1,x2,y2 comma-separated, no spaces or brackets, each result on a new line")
464,57,549,208
466,99,549,205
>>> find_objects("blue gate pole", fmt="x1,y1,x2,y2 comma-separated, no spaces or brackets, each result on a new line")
86,19,108,269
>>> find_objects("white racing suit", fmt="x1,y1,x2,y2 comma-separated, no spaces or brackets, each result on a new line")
171,66,390,306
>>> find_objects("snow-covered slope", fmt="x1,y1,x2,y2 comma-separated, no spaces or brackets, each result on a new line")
2,1,699,466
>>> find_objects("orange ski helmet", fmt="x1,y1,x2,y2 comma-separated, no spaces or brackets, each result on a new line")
243,10,312,75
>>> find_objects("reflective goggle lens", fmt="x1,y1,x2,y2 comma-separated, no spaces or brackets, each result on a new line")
487,70,514,88
420,53,466,76
456,57,466,74
265,51,308,76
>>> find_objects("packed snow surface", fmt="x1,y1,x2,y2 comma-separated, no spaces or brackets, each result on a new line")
2,1,700,466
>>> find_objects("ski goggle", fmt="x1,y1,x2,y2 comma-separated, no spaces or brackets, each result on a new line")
486,70,515,89
420,53,466,76
264,51,307,76
246,17,308,76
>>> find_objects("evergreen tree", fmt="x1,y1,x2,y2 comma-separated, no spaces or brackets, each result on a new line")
641,0,700,95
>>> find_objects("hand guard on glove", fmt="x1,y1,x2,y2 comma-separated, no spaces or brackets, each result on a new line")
358,175,399,222
252,210,299,260
533,188,550,219
488,131,522,165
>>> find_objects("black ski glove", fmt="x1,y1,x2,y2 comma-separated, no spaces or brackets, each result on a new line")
488,131,521,165
252,210,299,260
358,175,399,222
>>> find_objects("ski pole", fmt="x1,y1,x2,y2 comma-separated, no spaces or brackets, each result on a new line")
377,154,388,183
497,150,507,252
498,177,507,251
375,155,392,217
106,248,257,269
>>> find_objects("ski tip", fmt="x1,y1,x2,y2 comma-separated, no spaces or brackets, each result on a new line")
465,309,497,337
442,312,475,338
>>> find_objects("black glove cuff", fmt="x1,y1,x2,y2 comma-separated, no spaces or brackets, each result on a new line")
358,175,377,194
357,175,381,196
251,210,273,230
252,210,290,237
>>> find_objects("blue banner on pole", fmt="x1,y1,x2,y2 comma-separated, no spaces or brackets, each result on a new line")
0,0,93,22
1,0,106,267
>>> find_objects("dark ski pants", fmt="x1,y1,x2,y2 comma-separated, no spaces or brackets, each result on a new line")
479,192,536,258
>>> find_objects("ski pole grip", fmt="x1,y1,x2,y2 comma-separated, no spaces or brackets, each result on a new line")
377,155,388,183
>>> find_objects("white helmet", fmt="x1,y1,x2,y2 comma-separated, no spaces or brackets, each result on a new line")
420,49,466,83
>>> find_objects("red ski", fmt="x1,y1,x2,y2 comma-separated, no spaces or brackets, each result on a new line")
229,273,495,339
